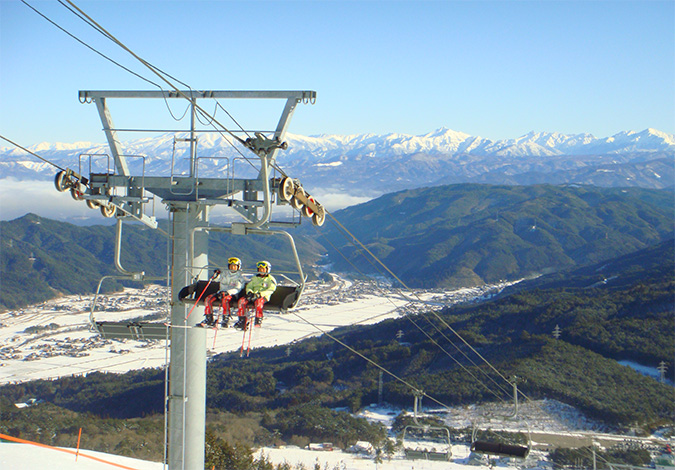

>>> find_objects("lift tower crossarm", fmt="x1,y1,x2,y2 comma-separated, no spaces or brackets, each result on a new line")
80,89,316,173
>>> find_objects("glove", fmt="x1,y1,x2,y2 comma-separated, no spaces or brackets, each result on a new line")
213,269,222,278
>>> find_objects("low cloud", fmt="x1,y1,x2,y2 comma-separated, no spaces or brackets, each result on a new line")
308,191,374,212
0,179,110,224
0,179,375,224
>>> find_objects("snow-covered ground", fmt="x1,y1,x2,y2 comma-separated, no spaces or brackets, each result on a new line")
0,440,538,470
0,275,513,385
0,442,163,470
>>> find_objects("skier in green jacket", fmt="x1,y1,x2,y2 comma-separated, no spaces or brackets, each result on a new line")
234,260,277,329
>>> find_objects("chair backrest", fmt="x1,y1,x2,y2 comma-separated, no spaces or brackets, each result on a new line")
265,285,301,312
178,280,220,300
95,321,169,340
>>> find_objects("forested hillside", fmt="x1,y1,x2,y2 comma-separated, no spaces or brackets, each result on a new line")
315,184,674,288
3,184,672,309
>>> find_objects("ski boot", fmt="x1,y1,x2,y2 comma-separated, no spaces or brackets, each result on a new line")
233,317,247,330
254,317,262,327
221,314,231,328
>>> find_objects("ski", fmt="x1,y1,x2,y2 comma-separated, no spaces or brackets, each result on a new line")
211,309,221,349
245,318,254,357
239,314,252,357
249,320,262,356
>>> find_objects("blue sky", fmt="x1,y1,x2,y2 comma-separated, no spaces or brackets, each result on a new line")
1,0,673,147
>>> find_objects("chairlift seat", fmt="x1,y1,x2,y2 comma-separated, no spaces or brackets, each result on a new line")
180,281,301,313
404,449,450,461
265,285,301,312
95,321,169,340
470,440,530,459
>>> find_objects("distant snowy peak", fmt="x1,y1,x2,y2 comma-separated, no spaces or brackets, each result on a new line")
287,128,479,157
4,128,674,161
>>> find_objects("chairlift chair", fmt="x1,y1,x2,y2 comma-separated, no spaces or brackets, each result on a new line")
89,274,169,341
402,424,452,461
89,220,168,341
401,392,452,461
179,272,304,314
469,420,531,459
179,225,307,316
469,377,532,460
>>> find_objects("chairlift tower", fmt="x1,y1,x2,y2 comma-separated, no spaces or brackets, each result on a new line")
75,90,319,470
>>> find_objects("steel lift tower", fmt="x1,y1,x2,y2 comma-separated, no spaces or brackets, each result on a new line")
74,90,319,470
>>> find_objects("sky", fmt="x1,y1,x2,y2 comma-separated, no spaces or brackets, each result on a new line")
1,0,674,149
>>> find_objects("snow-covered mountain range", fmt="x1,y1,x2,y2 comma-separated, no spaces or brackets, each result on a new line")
1,128,673,198
285,127,675,158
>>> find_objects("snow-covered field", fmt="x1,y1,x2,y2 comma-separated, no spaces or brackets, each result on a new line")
0,275,512,385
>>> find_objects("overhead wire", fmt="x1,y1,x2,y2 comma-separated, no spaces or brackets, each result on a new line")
315,213,644,469
0,135,65,172
316,212,514,395
290,309,453,410
55,0,191,89
309,208,641,465
24,0,260,179
55,0,210,131
58,0,247,147
65,0,262,167
194,100,218,127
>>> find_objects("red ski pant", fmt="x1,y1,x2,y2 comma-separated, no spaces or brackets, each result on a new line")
205,293,233,322
237,297,266,319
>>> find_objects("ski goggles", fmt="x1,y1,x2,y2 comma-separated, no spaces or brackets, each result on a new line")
228,257,241,265
256,261,270,269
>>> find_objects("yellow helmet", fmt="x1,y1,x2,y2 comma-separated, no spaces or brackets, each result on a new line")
256,260,271,273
